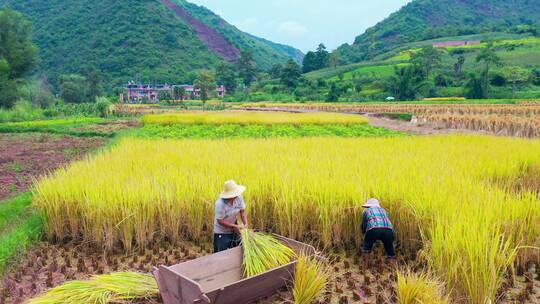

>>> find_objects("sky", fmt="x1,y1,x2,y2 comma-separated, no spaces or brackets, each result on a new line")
188,0,411,52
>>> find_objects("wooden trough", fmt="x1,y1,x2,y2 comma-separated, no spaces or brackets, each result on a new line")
153,234,316,304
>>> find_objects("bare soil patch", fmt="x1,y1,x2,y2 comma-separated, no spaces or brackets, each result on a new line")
0,133,106,201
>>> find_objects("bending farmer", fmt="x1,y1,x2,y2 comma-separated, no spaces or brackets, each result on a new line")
361,198,396,259
214,180,248,253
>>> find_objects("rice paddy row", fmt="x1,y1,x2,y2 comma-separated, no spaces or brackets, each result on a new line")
33,135,540,303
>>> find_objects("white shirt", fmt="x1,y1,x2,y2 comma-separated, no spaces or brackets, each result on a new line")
213,195,246,234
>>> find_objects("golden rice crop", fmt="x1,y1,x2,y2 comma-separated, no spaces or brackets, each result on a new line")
241,229,296,277
141,111,369,126
396,270,448,304
292,255,328,304
33,135,540,303
27,272,158,304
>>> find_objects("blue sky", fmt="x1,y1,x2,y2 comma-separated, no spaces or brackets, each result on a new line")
188,0,411,52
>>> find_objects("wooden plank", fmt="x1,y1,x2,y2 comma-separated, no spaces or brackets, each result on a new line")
153,267,177,304
171,247,242,281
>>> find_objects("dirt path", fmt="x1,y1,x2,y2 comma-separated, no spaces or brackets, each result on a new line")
365,114,487,135
244,107,485,136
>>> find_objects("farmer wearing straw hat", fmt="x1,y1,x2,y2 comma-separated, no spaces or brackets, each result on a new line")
214,180,249,253
361,198,396,259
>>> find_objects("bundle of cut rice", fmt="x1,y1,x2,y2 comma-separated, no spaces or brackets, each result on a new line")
292,255,329,304
240,229,296,277
27,272,158,304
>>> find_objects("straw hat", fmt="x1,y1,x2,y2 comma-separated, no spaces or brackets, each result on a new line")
220,180,246,199
362,198,381,208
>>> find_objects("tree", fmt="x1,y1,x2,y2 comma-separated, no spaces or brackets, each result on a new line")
216,62,237,93
411,45,441,78
315,43,330,69
269,64,283,79
0,7,39,108
502,66,529,98
280,59,302,89
302,51,318,73
326,82,341,102
476,42,501,98
173,86,186,101
465,73,485,99
59,74,89,103
82,67,102,101
454,55,466,83
0,7,39,80
329,51,340,69
239,50,256,89
386,65,428,101
531,69,540,86
194,70,216,108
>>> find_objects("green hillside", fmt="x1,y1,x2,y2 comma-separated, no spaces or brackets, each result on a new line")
338,0,540,63
309,35,540,100
0,0,302,90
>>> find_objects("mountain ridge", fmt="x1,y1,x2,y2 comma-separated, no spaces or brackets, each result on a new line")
0,0,303,90
338,0,540,63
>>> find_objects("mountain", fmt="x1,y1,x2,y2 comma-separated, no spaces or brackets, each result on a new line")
0,0,303,90
338,0,540,63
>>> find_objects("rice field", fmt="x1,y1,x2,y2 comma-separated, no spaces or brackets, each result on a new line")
32,135,540,303
141,111,369,126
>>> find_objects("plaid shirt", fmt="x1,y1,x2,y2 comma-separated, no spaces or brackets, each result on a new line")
361,207,393,233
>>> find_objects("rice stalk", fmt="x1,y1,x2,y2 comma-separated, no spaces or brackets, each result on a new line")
396,269,448,304
292,255,328,304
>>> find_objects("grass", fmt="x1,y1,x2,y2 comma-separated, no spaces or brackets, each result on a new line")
130,124,403,139
0,117,110,137
32,135,540,303
0,193,42,273
27,272,158,304
141,111,369,126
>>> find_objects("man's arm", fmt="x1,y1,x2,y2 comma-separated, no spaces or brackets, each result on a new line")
240,209,248,228
217,219,240,230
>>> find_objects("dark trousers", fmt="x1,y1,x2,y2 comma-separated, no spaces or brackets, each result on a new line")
213,233,240,253
363,228,395,257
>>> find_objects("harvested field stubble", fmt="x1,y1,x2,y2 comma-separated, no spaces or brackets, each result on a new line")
33,135,540,303
242,103,540,137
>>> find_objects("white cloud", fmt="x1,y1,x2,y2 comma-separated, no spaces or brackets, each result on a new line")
277,21,308,36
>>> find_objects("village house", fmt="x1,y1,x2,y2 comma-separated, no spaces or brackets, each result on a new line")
122,82,226,103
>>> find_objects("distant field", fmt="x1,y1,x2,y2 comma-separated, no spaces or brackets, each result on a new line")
141,111,369,126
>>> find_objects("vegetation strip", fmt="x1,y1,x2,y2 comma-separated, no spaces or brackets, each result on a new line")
131,124,403,139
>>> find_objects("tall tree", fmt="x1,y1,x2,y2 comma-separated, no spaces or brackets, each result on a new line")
59,74,89,103
326,82,341,102
411,45,441,78
269,64,283,79
173,86,186,101
0,7,39,79
0,7,39,108
315,43,330,69
465,73,485,99
329,51,340,69
194,70,216,107
216,62,237,93
502,66,529,98
454,55,466,83
239,50,256,89
476,42,501,98
302,51,318,73
82,67,102,101
280,59,302,89
387,65,428,101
